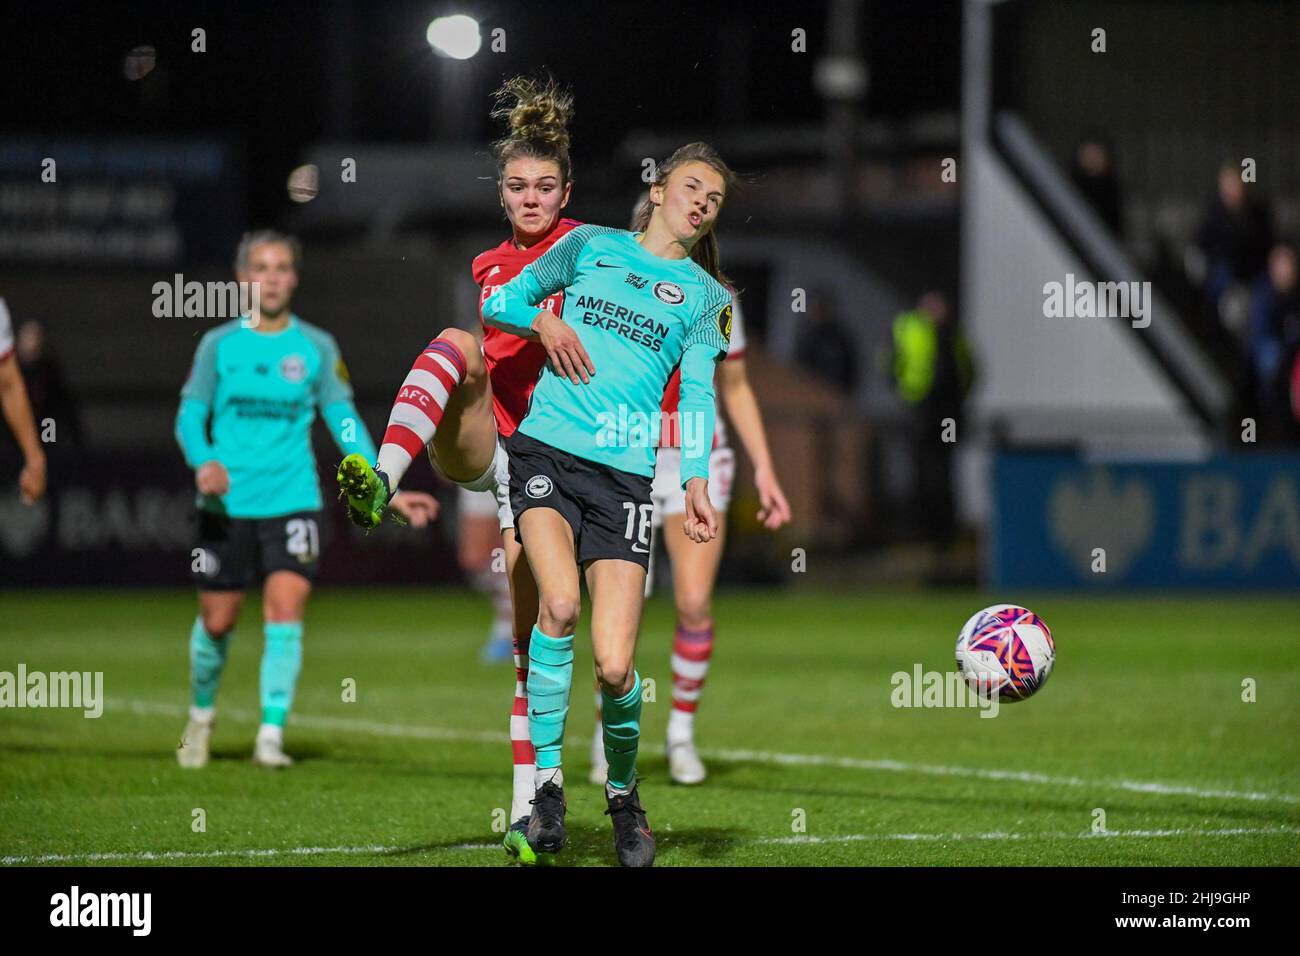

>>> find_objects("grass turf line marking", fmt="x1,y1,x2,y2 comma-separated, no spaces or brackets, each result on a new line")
758,825,1300,846
105,698,1300,806
2,845,396,864
7,826,1299,865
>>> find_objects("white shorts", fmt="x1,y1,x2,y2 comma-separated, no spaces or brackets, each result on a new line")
453,437,514,531
650,445,735,527
645,445,734,596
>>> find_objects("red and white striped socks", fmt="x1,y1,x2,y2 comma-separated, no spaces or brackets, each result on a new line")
375,337,467,493
509,632,535,823
668,622,714,744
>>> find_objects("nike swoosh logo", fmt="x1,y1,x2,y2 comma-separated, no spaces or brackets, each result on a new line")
595,259,620,268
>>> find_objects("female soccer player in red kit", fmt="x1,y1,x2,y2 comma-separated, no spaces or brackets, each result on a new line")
468,81,580,863
337,74,586,864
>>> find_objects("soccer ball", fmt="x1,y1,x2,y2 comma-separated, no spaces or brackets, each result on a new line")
955,604,1055,702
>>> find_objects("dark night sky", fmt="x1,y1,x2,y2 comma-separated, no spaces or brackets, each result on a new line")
2,1,960,221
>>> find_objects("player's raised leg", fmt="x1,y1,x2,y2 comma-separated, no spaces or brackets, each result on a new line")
338,327,496,528
179,590,242,768
425,331,499,485
517,507,580,856
661,518,726,784
253,570,311,768
586,557,655,867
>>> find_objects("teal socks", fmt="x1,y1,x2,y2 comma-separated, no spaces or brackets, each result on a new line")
189,617,232,709
260,621,303,727
602,672,642,791
526,626,574,771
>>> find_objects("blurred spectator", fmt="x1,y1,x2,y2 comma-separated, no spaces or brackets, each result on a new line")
1195,162,1274,308
1070,134,1124,237
795,292,857,392
15,319,82,451
889,291,973,546
1247,242,1300,444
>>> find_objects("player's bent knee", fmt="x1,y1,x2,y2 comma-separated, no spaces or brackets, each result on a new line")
538,593,580,633
438,328,484,380
595,659,635,696
676,595,713,631
201,611,237,638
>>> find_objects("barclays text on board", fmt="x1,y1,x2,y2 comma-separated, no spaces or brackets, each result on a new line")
992,452,1300,588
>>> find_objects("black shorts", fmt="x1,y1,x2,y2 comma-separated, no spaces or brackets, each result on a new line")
190,509,324,591
506,431,654,569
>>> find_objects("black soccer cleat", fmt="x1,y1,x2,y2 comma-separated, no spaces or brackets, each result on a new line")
526,779,567,854
605,784,655,867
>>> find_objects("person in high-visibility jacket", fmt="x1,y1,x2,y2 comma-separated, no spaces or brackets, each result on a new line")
889,292,974,546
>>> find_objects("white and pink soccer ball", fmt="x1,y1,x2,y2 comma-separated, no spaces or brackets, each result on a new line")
955,604,1056,702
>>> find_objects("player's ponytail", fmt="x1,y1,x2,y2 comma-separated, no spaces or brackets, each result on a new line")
491,74,574,186
631,142,735,289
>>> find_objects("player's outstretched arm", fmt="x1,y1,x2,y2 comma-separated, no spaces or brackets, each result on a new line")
678,341,723,543
531,310,594,384
481,225,596,382
481,225,586,335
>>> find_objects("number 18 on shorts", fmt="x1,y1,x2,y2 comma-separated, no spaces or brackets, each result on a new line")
506,431,655,570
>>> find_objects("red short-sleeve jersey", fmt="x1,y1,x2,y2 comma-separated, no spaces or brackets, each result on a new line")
471,218,582,436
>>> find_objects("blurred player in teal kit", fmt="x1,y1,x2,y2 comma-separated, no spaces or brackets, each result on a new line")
174,231,437,768
482,143,736,866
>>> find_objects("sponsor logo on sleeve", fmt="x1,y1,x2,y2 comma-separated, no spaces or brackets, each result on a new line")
717,303,733,342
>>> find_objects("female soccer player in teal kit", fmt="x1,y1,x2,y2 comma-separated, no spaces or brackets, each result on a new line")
174,231,436,769
481,143,736,866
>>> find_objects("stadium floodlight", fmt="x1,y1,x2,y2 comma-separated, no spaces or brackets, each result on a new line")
425,15,481,59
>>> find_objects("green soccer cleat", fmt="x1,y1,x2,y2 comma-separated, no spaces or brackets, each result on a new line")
336,454,393,530
503,817,553,866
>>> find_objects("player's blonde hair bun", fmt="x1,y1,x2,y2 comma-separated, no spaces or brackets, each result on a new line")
491,74,573,154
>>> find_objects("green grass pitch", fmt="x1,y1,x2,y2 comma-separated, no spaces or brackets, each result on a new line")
2,589,1297,866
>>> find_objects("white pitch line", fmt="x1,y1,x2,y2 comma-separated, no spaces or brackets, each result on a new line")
103,698,1300,806
6,826,1298,865
1,845,399,865
696,747,1300,805
757,826,1300,846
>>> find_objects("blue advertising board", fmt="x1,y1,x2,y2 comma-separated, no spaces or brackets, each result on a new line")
0,136,242,266
991,451,1300,588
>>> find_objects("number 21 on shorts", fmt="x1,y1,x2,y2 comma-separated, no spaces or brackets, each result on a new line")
286,517,320,559
622,502,653,554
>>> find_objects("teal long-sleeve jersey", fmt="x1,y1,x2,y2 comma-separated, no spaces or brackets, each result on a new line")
175,316,378,518
481,225,733,485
